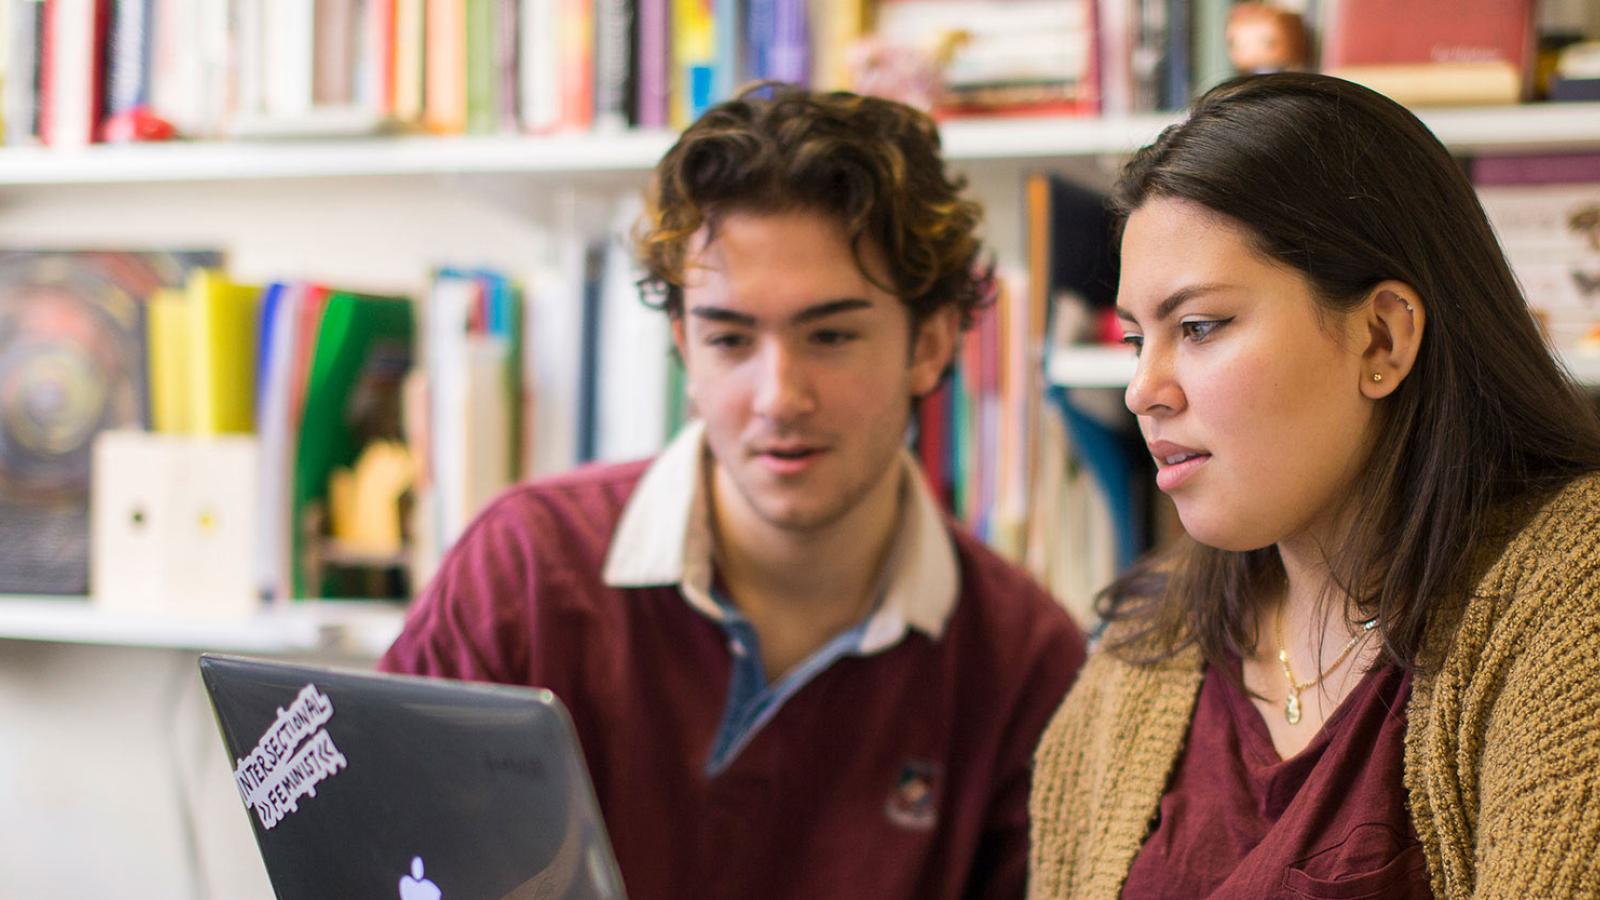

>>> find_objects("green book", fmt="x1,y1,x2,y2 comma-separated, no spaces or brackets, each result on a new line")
292,292,415,598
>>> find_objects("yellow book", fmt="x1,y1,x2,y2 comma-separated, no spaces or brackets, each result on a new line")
187,269,261,435
812,0,870,92
670,0,713,128
147,287,192,434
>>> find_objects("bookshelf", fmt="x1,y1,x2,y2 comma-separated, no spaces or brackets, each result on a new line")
0,101,1595,640
0,103,1595,184
1048,345,1600,389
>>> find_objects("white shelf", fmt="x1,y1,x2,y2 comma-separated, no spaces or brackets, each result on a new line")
1048,344,1600,389
0,104,1595,185
0,597,407,656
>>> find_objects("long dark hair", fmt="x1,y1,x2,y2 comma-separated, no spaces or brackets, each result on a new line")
1100,73,1600,670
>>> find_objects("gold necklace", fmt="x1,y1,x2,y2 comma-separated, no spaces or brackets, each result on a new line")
1275,614,1379,725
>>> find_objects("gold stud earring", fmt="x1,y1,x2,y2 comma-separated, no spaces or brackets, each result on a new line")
1371,372,1383,383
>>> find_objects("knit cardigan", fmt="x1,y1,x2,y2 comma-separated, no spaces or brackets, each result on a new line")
1029,474,1600,899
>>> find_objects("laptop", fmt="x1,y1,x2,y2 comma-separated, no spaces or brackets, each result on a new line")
198,653,626,900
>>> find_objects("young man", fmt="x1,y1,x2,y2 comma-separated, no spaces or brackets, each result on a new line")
381,86,1085,899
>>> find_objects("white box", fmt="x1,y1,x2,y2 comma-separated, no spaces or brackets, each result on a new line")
91,431,261,618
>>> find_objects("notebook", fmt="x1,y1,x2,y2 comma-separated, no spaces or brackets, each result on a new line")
198,653,626,899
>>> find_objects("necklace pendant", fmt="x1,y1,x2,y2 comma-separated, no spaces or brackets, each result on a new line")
1285,691,1302,725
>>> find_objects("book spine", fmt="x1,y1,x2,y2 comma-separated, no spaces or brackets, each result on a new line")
106,0,152,118
635,0,668,127
464,0,494,132
710,0,737,99
519,0,560,131
5,0,43,144
558,0,593,130
493,0,519,130
392,0,423,121
423,0,466,132
593,0,632,130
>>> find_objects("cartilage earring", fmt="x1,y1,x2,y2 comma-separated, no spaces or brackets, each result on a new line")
1371,372,1383,383
1404,302,1414,312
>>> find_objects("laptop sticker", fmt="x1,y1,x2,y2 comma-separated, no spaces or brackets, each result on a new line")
232,683,349,830
398,856,441,900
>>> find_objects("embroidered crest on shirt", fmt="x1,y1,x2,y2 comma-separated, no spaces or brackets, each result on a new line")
885,758,942,830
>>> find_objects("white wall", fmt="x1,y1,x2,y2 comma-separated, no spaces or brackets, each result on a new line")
0,640,272,898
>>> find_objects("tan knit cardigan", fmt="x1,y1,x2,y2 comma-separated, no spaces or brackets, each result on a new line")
1029,474,1600,899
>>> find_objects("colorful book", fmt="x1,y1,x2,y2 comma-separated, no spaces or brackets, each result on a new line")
293,291,413,597
670,0,714,127
558,0,594,130
0,249,219,594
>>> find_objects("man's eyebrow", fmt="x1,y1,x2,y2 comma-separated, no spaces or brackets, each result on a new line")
791,298,872,325
688,306,757,327
687,298,874,328
1115,283,1235,323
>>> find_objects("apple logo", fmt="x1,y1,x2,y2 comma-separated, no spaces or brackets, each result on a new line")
399,856,441,900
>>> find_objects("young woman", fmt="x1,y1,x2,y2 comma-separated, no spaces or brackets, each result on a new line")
1029,72,1600,899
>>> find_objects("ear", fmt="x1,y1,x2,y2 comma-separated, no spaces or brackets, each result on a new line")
909,305,961,398
1358,280,1424,399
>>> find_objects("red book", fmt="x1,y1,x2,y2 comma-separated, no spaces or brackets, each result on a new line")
1321,0,1536,104
40,0,111,147
558,0,594,131
1322,0,1535,70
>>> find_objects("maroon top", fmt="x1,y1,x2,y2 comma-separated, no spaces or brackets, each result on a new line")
1122,658,1431,899
379,459,1085,900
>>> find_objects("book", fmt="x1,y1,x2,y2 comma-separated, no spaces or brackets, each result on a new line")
464,0,494,133
810,0,867,91
519,0,559,131
104,0,153,125
186,269,262,435
1472,153,1600,354
293,291,413,597
594,0,635,130
146,286,189,432
873,0,1096,116
0,249,219,594
423,0,466,132
670,0,714,126
558,0,594,131
392,0,424,122
40,0,110,147
4,0,43,145
262,0,315,118
1321,0,1537,105
635,0,669,127
253,281,299,602
313,0,358,106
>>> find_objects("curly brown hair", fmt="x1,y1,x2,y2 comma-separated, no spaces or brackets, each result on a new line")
637,84,990,327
